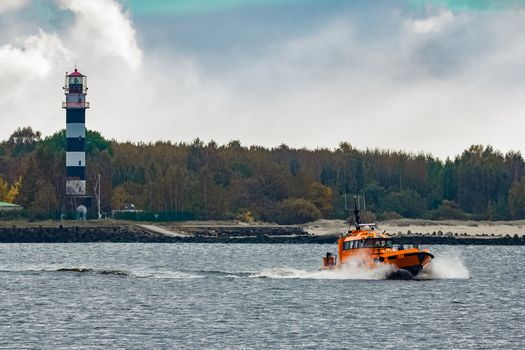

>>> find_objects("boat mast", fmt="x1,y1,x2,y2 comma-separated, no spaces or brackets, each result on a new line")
353,196,361,230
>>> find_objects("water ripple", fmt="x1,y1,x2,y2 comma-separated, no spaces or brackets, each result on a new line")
0,244,522,349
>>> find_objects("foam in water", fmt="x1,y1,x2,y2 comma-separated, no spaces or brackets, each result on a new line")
188,269,249,278
250,255,397,280
418,255,470,279
132,269,204,279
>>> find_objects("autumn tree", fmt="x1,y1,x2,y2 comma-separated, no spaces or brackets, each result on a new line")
3,127,525,222
30,183,58,219
0,177,21,203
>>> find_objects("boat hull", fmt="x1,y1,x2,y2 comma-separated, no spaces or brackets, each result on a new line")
383,251,434,277
321,251,434,278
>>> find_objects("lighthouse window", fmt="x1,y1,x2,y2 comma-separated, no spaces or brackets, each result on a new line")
78,160,82,166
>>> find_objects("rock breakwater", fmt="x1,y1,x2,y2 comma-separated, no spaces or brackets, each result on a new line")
0,224,523,244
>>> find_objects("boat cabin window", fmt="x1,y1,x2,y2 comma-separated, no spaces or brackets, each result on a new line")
343,240,360,250
342,239,391,250
362,239,393,248
363,240,375,248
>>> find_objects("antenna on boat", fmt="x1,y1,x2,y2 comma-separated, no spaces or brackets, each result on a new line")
353,196,361,229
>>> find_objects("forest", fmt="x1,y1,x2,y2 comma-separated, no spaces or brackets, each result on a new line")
1,127,525,223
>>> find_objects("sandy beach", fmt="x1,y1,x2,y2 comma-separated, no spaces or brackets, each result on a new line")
303,219,525,237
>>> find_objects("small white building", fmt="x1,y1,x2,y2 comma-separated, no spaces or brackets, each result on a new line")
0,201,22,211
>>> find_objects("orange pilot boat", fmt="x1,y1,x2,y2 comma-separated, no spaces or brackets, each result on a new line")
322,201,434,278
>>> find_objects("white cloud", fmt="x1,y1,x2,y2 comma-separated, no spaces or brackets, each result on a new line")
56,0,143,70
410,10,455,33
0,29,70,90
0,0,26,14
187,8,525,158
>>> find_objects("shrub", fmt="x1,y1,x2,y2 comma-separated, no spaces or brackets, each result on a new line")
429,200,467,220
0,209,26,221
360,211,377,223
236,210,255,223
382,189,426,218
274,198,321,225
379,211,403,220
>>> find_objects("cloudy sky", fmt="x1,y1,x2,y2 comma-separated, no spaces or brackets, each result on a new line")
1,0,525,158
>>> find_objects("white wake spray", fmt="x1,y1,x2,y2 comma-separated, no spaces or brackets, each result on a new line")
250,254,397,280
251,253,471,280
418,255,470,279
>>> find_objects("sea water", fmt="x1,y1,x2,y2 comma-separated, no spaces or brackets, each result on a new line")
0,244,523,349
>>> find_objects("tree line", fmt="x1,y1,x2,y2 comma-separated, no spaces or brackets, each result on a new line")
1,126,525,223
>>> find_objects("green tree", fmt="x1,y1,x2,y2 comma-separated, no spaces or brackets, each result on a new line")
508,177,525,219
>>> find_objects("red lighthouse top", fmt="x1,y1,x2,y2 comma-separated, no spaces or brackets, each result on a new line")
63,67,89,109
68,68,84,77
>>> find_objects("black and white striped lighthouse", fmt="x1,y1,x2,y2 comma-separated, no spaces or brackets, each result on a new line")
63,68,89,196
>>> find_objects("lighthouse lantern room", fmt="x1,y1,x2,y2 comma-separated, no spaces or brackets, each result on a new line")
63,68,89,196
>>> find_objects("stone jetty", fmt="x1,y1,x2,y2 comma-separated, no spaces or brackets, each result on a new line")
0,222,523,244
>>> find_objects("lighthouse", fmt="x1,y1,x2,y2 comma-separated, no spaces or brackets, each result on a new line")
63,68,89,196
